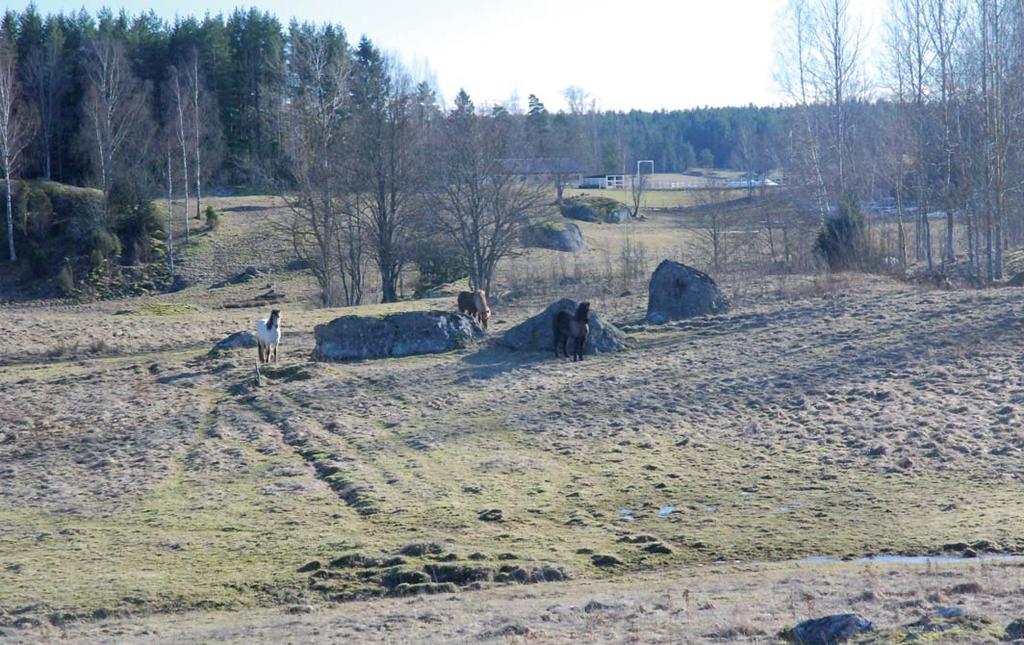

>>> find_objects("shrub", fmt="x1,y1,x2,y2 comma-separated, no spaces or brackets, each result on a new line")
56,259,75,295
116,203,164,265
23,187,54,240
412,237,467,295
90,229,122,261
814,194,866,271
27,244,49,278
205,205,220,230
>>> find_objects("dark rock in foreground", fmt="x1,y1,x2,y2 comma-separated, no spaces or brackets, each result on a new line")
313,311,484,361
1005,618,1024,641
646,259,729,323
498,298,627,355
786,613,873,644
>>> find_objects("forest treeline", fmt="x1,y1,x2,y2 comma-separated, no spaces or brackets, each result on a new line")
0,6,784,186
1,2,1022,304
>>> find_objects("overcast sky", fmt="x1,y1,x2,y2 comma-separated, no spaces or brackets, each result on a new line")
19,0,887,112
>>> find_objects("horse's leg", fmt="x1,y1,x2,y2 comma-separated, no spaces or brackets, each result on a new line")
553,332,561,358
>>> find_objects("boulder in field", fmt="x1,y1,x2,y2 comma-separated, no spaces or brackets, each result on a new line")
499,298,627,355
313,311,484,361
523,221,586,252
786,614,873,644
559,198,601,223
210,330,257,354
605,206,632,224
561,196,631,224
645,259,729,323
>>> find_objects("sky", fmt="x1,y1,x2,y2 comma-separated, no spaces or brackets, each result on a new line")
16,0,887,112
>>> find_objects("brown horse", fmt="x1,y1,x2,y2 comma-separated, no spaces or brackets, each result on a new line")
457,289,491,329
553,302,590,361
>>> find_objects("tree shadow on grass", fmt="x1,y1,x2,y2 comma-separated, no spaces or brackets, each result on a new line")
457,342,553,381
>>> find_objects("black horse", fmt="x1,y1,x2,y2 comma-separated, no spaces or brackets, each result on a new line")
553,302,590,361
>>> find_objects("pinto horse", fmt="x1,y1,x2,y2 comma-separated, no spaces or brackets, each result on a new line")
457,289,491,329
553,301,590,361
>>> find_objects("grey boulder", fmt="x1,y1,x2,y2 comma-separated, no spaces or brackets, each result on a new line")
499,298,627,355
646,259,729,323
787,614,873,644
314,311,484,361
524,221,586,252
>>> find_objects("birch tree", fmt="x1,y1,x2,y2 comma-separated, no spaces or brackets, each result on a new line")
0,32,33,262
82,34,146,216
169,65,191,242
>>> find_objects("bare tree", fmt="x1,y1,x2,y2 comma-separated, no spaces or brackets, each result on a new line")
887,0,936,269
810,0,866,195
775,0,831,222
0,34,34,262
169,65,191,242
82,34,147,215
925,0,967,264
165,142,174,276
348,45,426,303
190,52,202,221
629,167,648,219
430,92,548,295
280,24,363,306
21,21,64,181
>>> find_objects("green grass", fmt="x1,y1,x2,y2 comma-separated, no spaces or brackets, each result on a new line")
562,187,752,210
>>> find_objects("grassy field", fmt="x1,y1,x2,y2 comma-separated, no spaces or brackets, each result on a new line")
562,186,753,210
3,194,1024,642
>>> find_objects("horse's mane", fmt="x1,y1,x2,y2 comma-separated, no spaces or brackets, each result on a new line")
575,302,590,323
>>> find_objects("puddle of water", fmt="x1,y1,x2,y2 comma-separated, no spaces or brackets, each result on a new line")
618,508,635,522
799,554,1024,566
775,503,804,513
657,505,674,518
704,505,717,513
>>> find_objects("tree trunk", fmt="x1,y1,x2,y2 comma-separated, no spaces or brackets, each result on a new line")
193,56,202,221
4,154,14,262
166,149,174,276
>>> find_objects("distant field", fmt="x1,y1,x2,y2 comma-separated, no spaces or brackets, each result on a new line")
562,186,754,210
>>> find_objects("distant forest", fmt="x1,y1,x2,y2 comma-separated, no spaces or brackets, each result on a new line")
3,2,1022,302
0,5,786,187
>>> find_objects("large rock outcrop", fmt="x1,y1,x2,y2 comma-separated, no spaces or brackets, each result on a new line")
499,298,627,355
561,196,631,224
645,260,729,323
523,221,586,252
313,311,484,361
